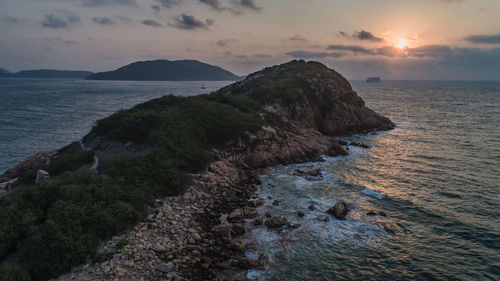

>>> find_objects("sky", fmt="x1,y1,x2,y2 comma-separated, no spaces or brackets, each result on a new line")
0,0,499,80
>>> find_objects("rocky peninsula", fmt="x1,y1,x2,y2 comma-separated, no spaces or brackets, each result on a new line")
0,60,394,281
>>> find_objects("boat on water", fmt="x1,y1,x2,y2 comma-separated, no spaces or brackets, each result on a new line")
200,84,207,89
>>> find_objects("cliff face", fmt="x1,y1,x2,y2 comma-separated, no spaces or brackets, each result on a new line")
216,60,394,135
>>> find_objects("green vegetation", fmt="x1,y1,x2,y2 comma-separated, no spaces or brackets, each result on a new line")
0,94,263,280
216,60,345,107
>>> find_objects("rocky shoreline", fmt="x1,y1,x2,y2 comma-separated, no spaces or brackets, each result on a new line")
56,124,355,281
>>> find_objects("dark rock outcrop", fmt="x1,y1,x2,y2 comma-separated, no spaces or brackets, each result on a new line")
327,201,350,220
265,216,289,228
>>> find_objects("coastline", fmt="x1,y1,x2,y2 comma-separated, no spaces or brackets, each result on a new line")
56,125,384,281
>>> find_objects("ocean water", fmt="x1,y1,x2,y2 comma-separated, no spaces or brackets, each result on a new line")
246,81,500,280
0,79,499,280
0,78,231,174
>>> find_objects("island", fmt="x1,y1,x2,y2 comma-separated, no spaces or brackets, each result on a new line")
366,77,381,83
86,59,241,81
0,69,93,79
0,60,394,281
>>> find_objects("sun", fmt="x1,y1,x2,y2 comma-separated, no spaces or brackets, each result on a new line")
398,39,407,49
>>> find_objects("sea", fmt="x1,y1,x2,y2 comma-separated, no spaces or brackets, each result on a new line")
0,78,499,280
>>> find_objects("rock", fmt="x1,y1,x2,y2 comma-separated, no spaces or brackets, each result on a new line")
293,166,323,181
272,200,282,206
326,201,349,220
253,217,263,226
308,205,316,211
379,211,387,217
327,143,349,156
0,177,17,191
288,223,301,229
258,253,269,268
337,139,348,146
227,209,244,222
211,224,232,238
349,142,370,148
367,211,377,216
150,244,166,253
156,262,174,273
316,215,329,222
35,170,50,185
248,198,264,207
231,223,246,236
297,211,305,217
377,222,396,234
265,216,288,229
0,150,56,183
243,207,259,218
264,212,272,218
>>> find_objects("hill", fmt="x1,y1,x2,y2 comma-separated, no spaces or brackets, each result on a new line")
86,59,240,81
7,69,93,79
0,60,393,280
0,67,10,74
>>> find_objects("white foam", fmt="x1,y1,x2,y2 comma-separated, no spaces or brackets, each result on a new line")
361,187,386,199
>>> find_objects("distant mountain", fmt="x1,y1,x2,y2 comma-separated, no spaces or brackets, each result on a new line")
6,69,93,79
86,59,240,81
0,67,11,74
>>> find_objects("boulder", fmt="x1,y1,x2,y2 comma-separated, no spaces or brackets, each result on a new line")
243,207,259,218
35,170,50,185
297,211,305,217
253,217,263,226
327,201,350,220
316,215,329,222
227,209,244,222
366,211,377,216
264,216,288,228
272,199,282,206
308,205,316,211
231,223,246,236
293,166,323,181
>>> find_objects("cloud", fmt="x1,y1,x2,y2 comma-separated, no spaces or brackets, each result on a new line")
286,50,344,59
78,0,137,7
151,5,161,13
353,30,383,42
232,0,262,11
288,44,462,59
1,15,21,24
92,17,116,25
44,37,76,44
465,34,500,44
287,35,308,42
41,11,81,29
142,19,163,27
114,16,134,24
432,0,466,3
327,44,370,53
339,30,384,42
254,54,272,59
217,38,238,47
155,0,183,9
199,0,225,11
407,45,453,57
168,14,214,30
